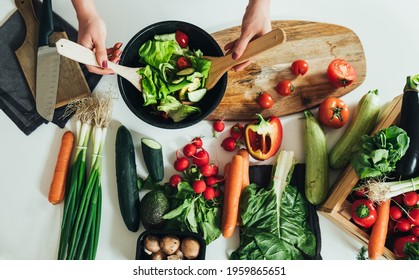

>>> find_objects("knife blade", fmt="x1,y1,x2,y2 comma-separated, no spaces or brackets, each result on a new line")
35,0,60,121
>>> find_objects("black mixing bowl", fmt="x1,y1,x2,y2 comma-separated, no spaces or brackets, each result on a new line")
118,21,228,129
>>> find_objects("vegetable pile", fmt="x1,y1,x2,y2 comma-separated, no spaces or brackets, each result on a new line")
139,136,223,245
137,30,211,122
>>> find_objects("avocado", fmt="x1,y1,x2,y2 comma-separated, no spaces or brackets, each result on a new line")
139,190,170,230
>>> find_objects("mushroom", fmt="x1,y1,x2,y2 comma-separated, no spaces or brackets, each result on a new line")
159,235,180,255
143,234,161,254
181,237,200,259
151,250,167,260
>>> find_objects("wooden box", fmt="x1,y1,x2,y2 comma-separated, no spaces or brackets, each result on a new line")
318,94,404,260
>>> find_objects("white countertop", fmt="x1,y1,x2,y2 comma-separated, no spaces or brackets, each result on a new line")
1,0,418,260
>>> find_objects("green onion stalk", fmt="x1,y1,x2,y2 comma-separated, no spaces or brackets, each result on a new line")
57,94,113,260
364,177,419,203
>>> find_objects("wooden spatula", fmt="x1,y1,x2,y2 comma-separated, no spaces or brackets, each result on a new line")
204,28,286,90
55,38,143,92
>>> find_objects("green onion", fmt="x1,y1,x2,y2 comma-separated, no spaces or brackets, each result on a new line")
57,94,113,260
363,177,419,203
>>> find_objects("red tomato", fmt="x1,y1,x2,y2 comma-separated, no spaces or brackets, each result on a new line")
257,92,274,109
175,30,189,48
177,56,191,69
275,80,294,96
318,97,350,129
327,58,356,87
291,60,309,76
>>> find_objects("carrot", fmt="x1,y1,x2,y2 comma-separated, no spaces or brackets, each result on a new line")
221,155,244,238
237,148,250,190
48,131,75,205
368,199,391,260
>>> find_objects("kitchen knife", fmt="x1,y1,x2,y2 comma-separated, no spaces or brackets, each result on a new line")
35,0,60,121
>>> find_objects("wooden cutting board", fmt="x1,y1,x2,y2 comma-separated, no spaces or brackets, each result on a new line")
206,20,366,121
14,0,90,108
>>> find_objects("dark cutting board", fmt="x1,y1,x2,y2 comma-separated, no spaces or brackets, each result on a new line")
206,20,366,121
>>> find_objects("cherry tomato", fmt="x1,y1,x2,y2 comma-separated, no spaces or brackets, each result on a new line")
275,80,294,96
175,30,189,48
318,97,350,129
291,59,309,76
177,56,191,69
403,191,419,207
256,92,274,109
327,58,356,87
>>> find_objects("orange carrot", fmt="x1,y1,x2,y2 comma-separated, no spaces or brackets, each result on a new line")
237,148,250,191
48,131,75,205
368,199,391,260
221,155,244,238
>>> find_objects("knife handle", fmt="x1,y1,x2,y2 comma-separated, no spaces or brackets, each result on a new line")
38,0,54,47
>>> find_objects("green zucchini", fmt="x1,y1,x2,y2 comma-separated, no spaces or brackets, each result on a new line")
141,137,164,182
329,89,381,170
115,126,140,232
303,110,329,205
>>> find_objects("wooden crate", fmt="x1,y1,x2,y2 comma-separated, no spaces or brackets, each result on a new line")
318,94,403,260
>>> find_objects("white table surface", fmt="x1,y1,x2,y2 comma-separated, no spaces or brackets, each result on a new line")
1,0,418,260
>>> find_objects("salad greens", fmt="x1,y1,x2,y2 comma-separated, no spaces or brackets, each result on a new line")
351,125,410,179
230,150,316,260
137,33,211,122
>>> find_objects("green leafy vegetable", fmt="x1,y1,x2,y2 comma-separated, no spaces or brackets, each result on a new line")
230,150,316,260
136,34,211,122
351,125,410,179
157,96,201,122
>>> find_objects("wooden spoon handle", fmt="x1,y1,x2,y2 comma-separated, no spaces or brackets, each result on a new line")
206,28,286,90
231,28,286,65
55,38,101,67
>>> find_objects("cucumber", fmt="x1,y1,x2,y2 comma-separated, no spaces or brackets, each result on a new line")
176,67,195,76
115,126,140,232
141,137,164,182
329,89,381,170
187,88,207,102
303,110,329,205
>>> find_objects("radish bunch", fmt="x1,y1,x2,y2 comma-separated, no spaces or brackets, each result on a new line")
170,137,223,201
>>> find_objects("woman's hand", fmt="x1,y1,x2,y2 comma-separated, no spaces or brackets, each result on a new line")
224,0,271,71
72,0,122,75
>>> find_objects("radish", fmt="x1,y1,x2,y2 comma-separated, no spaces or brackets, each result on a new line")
192,137,203,148
183,143,197,158
203,187,216,200
221,136,237,151
213,119,225,132
192,180,206,193
169,174,182,188
193,149,209,167
200,163,215,177
174,150,189,172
